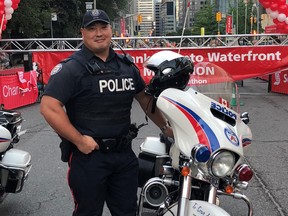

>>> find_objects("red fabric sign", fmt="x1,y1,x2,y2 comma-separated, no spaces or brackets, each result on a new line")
33,51,73,84
265,25,278,33
270,70,288,94
226,15,233,34
120,18,126,35
32,46,288,87
0,69,38,109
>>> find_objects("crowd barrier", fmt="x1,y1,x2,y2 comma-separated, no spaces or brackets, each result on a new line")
1,46,287,110
32,46,288,94
0,67,38,109
270,70,288,94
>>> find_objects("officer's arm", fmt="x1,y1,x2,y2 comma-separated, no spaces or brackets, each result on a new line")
40,95,98,152
135,89,173,137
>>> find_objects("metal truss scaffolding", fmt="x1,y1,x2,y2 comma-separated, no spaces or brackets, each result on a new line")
0,34,287,53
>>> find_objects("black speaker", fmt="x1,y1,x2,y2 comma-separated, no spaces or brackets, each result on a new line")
23,52,33,72
143,178,168,207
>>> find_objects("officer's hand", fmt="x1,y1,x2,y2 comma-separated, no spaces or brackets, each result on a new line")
76,135,99,154
163,126,173,138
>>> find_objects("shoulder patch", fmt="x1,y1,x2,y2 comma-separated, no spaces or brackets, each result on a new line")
50,64,63,76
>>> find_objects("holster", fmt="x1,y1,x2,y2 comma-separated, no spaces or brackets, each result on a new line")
59,137,74,162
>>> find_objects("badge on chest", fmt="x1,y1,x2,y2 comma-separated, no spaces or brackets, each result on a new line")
99,78,135,93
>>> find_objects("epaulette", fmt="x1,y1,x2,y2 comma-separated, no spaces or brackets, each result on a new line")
60,57,73,63
66,55,102,75
116,53,140,73
116,53,134,66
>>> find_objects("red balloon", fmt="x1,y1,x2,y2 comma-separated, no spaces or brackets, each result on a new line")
278,4,287,13
0,2,4,10
261,1,272,9
273,18,280,24
1,24,6,31
282,25,288,33
277,0,286,6
13,0,21,4
270,3,279,11
12,3,18,10
277,22,286,30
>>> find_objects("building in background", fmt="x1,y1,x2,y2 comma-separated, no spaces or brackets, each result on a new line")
155,0,161,36
137,0,154,36
159,0,176,35
117,0,264,36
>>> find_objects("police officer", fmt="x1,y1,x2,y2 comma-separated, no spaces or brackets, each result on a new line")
40,9,172,216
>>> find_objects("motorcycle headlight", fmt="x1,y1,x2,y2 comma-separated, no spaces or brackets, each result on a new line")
209,151,235,178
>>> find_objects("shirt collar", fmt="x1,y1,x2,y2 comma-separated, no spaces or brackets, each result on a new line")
81,45,116,63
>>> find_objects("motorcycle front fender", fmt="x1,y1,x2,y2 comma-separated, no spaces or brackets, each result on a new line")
163,200,230,216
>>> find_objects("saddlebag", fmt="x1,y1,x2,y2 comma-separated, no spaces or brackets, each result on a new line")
0,149,32,193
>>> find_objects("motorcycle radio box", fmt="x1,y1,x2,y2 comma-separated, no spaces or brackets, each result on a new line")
138,137,169,187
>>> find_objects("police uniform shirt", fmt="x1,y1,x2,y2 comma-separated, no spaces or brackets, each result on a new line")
44,45,146,138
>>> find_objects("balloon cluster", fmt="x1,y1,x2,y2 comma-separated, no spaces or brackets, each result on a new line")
260,0,288,33
0,0,20,32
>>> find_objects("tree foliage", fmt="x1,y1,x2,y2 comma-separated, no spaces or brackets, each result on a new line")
192,4,220,35
229,1,255,34
3,0,127,38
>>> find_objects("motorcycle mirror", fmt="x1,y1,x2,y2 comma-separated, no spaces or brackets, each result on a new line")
240,112,250,124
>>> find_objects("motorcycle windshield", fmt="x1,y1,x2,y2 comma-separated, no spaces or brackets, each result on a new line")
187,62,240,113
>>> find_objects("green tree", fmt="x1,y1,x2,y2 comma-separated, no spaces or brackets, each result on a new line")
229,1,255,34
6,0,52,38
192,3,221,35
4,0,128,38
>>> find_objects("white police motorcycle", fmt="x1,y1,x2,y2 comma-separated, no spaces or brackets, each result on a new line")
137,51,253,216
0,106,31,203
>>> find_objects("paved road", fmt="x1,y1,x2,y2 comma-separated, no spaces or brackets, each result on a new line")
0,78,287,216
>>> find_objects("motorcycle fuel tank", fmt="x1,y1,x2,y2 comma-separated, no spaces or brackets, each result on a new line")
157,88,246,157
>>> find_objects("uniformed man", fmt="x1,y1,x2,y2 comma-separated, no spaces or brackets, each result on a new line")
40,9,172,216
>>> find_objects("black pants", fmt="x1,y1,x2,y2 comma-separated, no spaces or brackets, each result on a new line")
68,148,139,216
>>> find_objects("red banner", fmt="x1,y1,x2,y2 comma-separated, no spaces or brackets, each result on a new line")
270,70,288,94
33,46,288,87
265,25,278,33
226,15,233,34
33,51,73,85
120,18,126,36
0,69,38,109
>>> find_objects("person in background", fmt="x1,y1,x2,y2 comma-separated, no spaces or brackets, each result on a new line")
40,9,172,216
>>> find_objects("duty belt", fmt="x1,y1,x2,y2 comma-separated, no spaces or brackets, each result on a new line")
93,123,145,153
94,138,131,153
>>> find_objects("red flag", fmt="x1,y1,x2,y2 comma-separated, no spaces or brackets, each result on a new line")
120,18,126,36
187,1,190,8
226,15,233,34
219,97,230,108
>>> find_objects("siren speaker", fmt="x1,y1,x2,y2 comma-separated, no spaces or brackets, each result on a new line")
143,178,168,207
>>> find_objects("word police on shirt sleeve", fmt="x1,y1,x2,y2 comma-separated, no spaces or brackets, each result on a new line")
99,78,135,93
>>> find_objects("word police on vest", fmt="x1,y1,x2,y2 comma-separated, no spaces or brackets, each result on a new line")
99,78,135,93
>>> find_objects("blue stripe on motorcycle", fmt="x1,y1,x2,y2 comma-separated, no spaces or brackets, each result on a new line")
162,96,220,152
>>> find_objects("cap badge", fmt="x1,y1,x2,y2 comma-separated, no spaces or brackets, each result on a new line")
91,9,100,17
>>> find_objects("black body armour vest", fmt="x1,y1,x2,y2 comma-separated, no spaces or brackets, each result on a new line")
64,54,138,138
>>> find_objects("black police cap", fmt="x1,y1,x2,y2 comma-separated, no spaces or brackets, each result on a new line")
82,9,110,28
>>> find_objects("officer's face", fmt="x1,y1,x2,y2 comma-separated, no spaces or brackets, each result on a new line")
81,22,112,55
